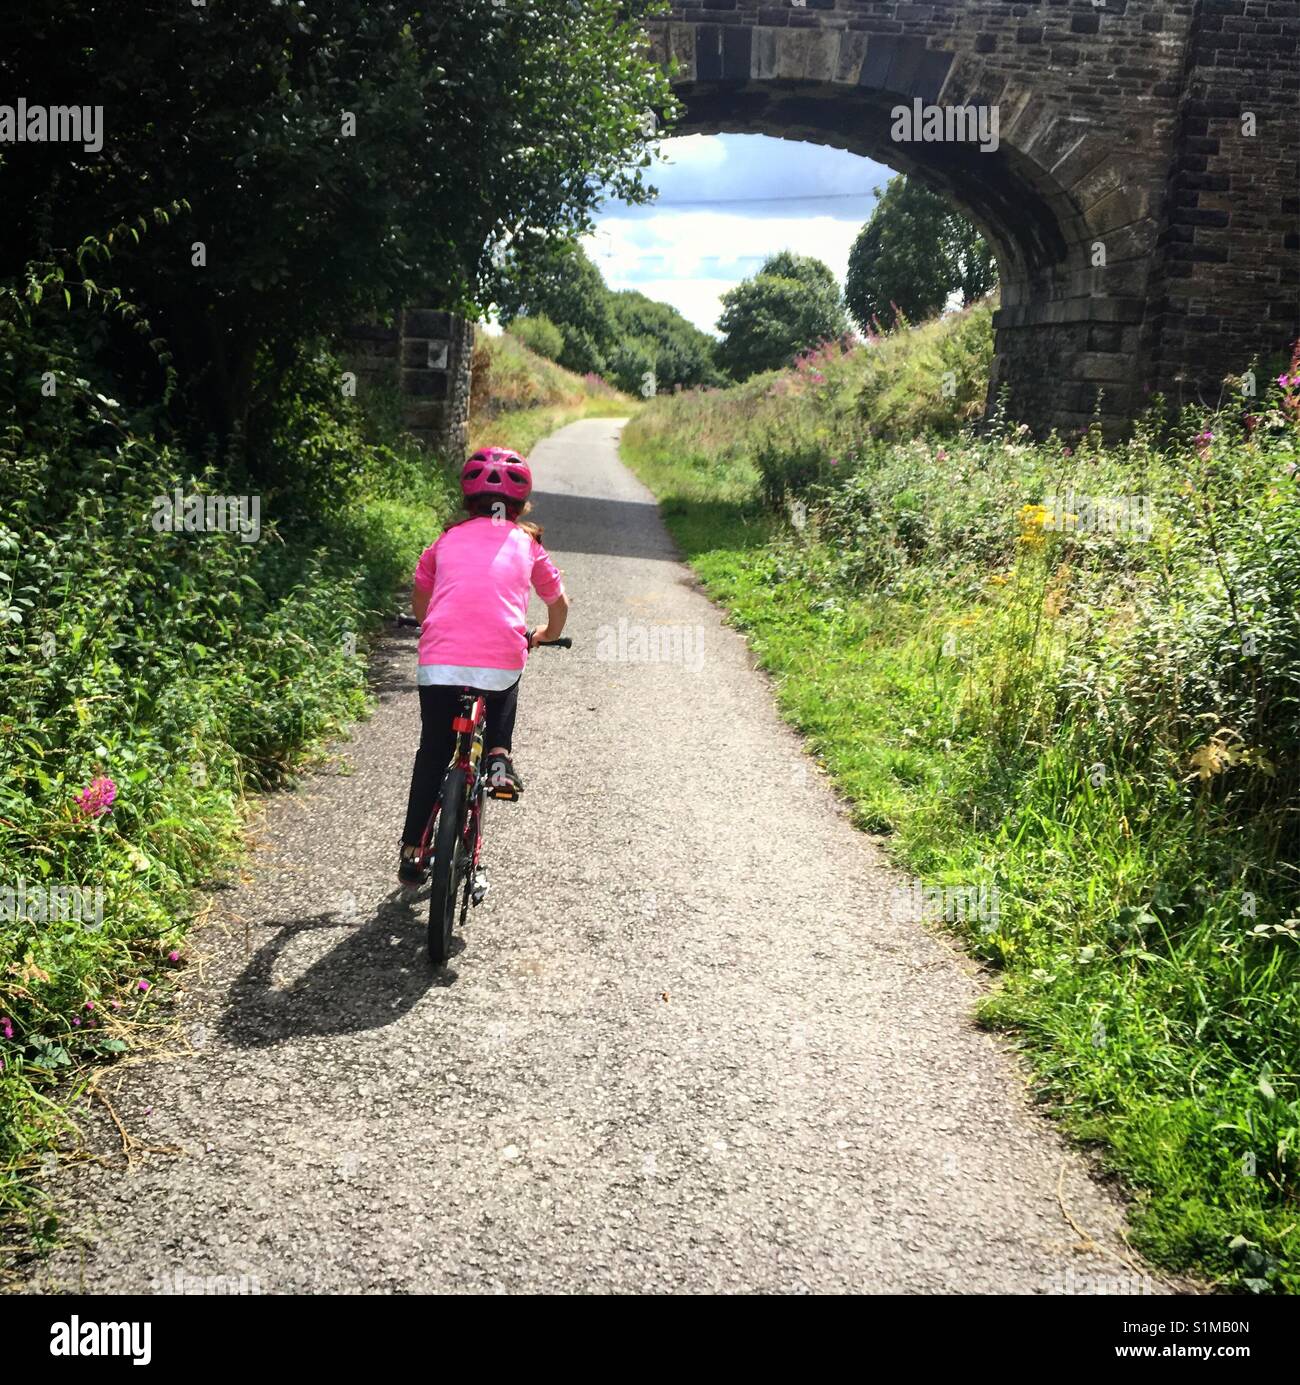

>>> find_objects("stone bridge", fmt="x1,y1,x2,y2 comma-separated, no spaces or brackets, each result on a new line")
649,0,1300,436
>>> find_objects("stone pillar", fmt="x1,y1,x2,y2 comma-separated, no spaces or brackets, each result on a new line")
1145,0,1300,412
401,309,475,457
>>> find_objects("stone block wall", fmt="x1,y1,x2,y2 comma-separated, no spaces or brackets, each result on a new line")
342,309,475,457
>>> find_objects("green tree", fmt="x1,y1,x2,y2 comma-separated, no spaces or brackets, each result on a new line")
508,315,565,361
0,0,674,456
716,253,847,380
845,176,998,333
608,290,722,391
498,245,721,390
495,243,618,374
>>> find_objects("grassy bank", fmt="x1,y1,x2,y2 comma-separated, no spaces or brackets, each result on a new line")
622,315,1300,1293
468,330,633,456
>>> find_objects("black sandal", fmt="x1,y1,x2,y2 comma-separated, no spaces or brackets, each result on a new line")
397,843,427,887
486,753,524,800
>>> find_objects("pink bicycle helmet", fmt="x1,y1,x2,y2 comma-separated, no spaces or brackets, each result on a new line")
460,446,532,504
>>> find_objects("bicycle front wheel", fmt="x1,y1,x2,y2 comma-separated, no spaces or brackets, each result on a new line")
428,766,469,966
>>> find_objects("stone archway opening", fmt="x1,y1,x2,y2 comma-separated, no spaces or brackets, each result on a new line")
649,3,1300,440
670,72,1139,438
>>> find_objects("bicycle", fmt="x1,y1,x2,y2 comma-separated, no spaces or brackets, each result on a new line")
395,613,572,965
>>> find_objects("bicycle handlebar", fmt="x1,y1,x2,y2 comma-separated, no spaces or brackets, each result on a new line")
394,614,571,649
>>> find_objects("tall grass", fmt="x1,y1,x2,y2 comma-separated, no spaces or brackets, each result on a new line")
468,331,632,456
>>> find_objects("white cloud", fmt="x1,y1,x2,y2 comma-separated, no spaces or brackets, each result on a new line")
651,131,729,170
585,210,867,335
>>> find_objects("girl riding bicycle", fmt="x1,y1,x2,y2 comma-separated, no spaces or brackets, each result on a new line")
398,446,569,886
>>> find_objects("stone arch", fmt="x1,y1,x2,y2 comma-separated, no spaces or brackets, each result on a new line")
650,19,1157,436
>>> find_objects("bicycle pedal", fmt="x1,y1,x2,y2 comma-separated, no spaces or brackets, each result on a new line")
487,785,519,801
471,871,491,905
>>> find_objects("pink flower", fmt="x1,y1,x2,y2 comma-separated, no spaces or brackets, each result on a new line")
168,950,180,963
72,1016,81,1026
138,980,150,992
936,449,949,463
1062,446,1073,457
84,1000,94,1010
2,1017,12,1040
74,777,117,818
829,457,840,467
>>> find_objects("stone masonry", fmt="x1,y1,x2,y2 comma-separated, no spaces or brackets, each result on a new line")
648,0,1300,436
343,309,475,457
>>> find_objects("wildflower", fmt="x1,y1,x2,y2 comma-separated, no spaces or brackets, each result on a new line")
1062,446,1073,457
168,950,180,963
74,776,117,818
1017,503,1051,549
936,448,948,463
138,979,150,992
84,1000,94,1010
72,1016,81,1026
2,1017,12,1040
1194,429,1214,451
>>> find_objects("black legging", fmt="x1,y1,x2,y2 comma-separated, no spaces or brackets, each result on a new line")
401,679,520,846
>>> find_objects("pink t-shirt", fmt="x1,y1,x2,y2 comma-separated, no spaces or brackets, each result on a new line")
412,518,564,670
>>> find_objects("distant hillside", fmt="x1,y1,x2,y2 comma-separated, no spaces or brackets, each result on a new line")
468,331,633,457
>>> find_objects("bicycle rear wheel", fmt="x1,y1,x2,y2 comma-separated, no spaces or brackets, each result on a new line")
428,766,469,965
458,781,486,931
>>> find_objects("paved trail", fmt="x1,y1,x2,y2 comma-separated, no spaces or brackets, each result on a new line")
35,418,1153,1294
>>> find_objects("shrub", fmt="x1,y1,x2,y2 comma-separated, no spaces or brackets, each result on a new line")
507,313,564,362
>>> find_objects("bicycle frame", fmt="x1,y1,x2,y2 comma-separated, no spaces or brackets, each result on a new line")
415,688,488,873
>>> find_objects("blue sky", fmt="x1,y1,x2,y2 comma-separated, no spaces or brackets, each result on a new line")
584,134,896,337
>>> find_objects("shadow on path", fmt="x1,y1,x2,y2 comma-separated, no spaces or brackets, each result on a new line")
217,894,459,1047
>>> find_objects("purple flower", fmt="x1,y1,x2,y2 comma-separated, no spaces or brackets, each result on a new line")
138,980,150,993
2,1017,12,1040
75,776,117,818
168,950,180,963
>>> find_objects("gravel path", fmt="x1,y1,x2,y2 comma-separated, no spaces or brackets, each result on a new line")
31,417,1159,1294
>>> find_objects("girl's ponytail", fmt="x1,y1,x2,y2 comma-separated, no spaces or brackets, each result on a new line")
446,494,543,543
